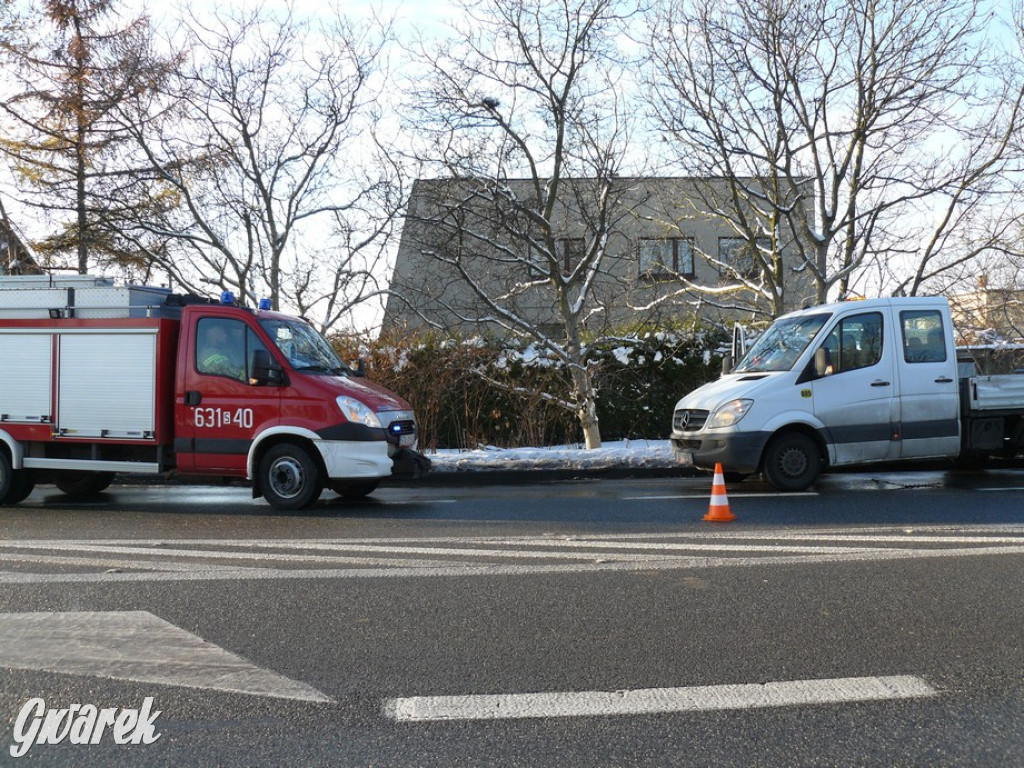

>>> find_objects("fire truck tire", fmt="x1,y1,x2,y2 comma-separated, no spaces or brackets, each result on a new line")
1,452,35,505
55,472,114,496
329,480,379,499
7,471,35,505
0,451,12,504
260,443,323,510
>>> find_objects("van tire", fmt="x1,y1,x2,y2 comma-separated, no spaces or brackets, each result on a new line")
260,443,323,510
763,432,821,491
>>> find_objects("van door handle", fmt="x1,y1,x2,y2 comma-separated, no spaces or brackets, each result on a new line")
185,391,202,406
870,380,891,387
934,377,953,383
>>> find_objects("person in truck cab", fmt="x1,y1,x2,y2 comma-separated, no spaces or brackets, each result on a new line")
198,320,246,381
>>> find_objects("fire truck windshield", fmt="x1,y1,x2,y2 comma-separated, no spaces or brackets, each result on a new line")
259,317,351,375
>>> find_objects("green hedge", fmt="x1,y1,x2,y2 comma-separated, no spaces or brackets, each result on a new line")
335,328,725,450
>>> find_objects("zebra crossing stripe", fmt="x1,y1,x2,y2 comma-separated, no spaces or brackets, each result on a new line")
386,675,937,722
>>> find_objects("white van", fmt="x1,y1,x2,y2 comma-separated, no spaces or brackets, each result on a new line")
670,296,1024,490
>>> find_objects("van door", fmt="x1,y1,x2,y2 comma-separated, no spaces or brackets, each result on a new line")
811,310,899,465
896,308,960,459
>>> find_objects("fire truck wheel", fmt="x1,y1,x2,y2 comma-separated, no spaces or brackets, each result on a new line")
0,452,14,505
6,471,35,505
329,480,379,499
260,443,324,510
54,472,114,496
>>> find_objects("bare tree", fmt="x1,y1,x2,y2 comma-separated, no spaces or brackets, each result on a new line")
110,2,399,331
647,0,1024,309
400,0,645,449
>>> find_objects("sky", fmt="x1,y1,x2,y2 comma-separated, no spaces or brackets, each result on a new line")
6,0,1021,333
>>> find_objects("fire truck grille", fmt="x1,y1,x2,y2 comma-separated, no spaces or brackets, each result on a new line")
387,420,416,437
382,414,417,447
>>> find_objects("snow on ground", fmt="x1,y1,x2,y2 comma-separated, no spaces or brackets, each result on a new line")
425,439,686,473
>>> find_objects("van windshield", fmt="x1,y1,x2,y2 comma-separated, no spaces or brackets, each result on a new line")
259,317,351,375
734,314,829,373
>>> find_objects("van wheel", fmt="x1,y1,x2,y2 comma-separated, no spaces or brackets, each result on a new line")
763,432,822,491
260,443,323,510
55,472,114,496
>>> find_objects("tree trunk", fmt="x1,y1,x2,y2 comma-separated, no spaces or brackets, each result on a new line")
569,363,602,449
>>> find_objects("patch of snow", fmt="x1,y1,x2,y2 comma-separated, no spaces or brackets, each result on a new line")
611,347,631,365
425,439,685,472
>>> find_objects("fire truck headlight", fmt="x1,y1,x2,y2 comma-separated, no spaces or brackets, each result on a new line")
336,397,383,429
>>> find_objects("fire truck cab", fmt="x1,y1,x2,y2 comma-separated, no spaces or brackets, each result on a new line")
0,275,428,510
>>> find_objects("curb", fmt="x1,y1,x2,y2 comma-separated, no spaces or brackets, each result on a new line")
383,465,697,486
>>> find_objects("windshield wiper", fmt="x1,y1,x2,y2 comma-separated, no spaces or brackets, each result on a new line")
294,364,350,376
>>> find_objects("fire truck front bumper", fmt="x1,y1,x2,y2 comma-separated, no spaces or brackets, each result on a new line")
316,439,394,480
314,440,431,481
390,447,432,479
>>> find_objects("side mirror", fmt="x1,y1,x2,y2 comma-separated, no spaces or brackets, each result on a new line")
814,347,832,378
350,358,367,378
721,352,733,376
251,349,286,386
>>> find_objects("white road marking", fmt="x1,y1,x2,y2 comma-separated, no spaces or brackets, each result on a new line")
2,543,1024,584
2,526,1023,583
626,492,817,499
0,611,331,702
386,675,937,722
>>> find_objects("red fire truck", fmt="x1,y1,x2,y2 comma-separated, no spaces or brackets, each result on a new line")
0,275,428,510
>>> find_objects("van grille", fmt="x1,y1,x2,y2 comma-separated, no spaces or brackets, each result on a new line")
673,408,709,432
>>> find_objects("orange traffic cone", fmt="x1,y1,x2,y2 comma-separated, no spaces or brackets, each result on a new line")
703,463,736,522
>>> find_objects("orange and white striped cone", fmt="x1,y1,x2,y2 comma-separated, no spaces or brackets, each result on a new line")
703,463,736,522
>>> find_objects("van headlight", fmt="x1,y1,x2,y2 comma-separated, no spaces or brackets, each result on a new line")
337,396,382,428
707,399,753,429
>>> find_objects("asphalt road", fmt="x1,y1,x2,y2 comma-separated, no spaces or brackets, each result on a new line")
1,469,1023,766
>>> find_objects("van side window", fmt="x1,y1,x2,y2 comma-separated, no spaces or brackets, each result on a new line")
819,312,883,374
901,310,946,363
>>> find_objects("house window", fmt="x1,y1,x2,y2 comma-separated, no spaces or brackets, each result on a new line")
719,236,770,279
639,238,695,279
557,238,585,276
528,238,585,279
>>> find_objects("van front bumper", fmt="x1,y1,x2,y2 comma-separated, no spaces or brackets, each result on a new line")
671,430,772,474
